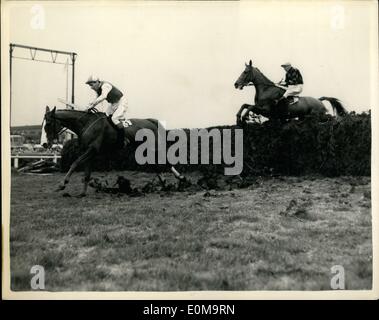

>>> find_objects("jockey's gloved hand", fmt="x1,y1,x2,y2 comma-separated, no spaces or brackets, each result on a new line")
85,103,95,111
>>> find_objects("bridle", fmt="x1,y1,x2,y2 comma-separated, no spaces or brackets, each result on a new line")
44,112,67,142
79,112,105,137
242,67,282,89
44,107,102,141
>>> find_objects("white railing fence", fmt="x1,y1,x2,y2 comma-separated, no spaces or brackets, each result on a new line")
11,154,61,169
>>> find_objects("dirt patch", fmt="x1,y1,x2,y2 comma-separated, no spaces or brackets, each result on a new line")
88,171,257,196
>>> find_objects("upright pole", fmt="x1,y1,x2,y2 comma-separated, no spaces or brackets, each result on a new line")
9,43,77,142
10,44,14,123
66,58,69,102
69,53,77,140
71,53,76,104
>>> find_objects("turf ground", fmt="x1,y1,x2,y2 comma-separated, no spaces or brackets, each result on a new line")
10,170,372,291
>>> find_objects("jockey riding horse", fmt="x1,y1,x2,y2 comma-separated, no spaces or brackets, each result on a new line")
234,60,347,122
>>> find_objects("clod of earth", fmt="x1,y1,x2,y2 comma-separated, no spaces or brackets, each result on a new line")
88,172,256,196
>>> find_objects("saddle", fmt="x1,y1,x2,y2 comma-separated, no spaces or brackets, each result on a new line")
276,96,299,108
106,116,133,148
273,96,300,117
106,116,132,128
286,96,299,105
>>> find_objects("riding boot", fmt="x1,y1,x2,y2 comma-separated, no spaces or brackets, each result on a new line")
287,96,295,104
277,96,289,116
116,122,125,148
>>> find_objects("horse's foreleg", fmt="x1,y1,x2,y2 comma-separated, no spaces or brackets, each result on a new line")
242,105,256,121
236,104,247,117
77,162,93,197
236,104,250,124
57,147,96,191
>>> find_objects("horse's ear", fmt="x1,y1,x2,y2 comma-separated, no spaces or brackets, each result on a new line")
46,106,50,112
52,106,56,113
249,60,252,66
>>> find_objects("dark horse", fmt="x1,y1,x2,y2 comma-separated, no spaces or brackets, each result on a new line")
234,60,347,124
43,107,185,197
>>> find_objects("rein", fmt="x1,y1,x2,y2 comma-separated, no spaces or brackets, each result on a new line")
48,113,68,140
49,108,101,139
240,67,285,91
57,127,68,136
249,71,280,88
80,114,107,137
238,68,286,106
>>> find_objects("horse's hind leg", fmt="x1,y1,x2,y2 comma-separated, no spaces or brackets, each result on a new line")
170,166,192,190
156,172,166,187
170,166,184,180
57,146,96,192
154,167,187,189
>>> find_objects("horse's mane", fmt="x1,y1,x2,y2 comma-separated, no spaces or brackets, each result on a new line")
55,109,106,116
56,109,89,113
253,67,275,86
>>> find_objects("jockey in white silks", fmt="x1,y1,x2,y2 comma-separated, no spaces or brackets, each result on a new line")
276,62,304,104
86,76,128,128
84,75,128,131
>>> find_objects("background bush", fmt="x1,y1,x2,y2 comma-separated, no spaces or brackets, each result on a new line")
61,112,371,176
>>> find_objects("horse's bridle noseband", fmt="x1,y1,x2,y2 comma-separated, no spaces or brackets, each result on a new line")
44,113,67,142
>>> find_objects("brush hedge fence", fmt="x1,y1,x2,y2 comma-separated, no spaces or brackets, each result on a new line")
60,112,370,176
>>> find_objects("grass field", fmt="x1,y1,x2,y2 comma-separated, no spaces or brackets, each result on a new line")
9,170,372,291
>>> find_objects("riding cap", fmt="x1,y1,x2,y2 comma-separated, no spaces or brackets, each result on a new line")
85,75,100,84
281,62,292,67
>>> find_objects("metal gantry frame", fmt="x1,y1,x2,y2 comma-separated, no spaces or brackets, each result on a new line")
10,43,78,142
9,43,78,111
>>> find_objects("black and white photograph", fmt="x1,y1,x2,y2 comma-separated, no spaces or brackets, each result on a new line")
2,0,378,299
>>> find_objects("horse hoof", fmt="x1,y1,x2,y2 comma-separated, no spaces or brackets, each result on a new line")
56,185,66,191
62,192,71,197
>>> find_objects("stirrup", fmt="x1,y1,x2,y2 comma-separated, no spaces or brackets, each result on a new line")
288,97,299,105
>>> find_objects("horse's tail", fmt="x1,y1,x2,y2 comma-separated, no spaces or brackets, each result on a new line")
319,97,348,116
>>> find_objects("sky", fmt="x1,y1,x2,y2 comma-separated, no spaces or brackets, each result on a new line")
4,0,378,128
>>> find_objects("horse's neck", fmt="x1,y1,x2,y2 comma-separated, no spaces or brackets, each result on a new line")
253,69,284,101
56,111,97,135
254,85,284,102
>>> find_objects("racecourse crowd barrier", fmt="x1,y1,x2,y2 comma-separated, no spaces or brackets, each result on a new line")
11,153,61,169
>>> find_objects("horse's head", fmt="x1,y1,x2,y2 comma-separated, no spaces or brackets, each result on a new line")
234,60,254,90
43,106,64,149
234,60,275,91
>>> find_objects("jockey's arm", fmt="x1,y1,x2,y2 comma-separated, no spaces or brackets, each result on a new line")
277,77,287,86
276,82,287,90
88,83,112,109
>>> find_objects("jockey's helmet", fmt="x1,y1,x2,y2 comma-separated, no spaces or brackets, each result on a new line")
85,75,100,84
281,62,292,68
